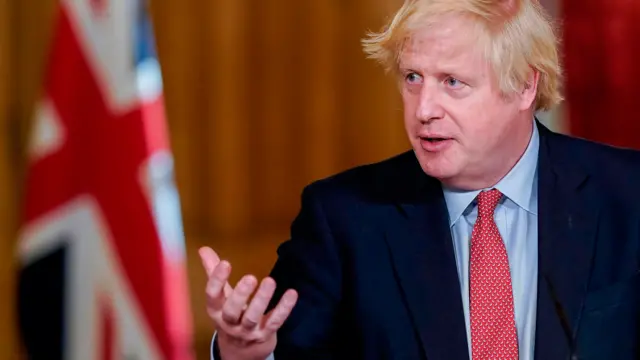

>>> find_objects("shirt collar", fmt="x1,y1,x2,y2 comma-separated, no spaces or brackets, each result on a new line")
442,120,540,226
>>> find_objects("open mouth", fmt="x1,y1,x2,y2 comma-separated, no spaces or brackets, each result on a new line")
419,136,453,151
421,137,450,142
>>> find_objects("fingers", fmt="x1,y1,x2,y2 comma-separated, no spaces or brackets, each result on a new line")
263,289,298,332
221,275,259,325
241,277,277,330
200,247,298,340
206,260,232,310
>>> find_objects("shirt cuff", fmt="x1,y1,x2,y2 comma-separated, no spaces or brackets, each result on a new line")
210,332,218,360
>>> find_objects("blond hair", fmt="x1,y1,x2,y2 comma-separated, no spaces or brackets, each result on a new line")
362,0,563,111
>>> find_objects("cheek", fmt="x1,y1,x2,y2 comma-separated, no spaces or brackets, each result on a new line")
444,101,486,134
446,111,495,155
447,95,508,138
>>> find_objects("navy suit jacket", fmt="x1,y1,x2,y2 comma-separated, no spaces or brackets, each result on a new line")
218,122,640,359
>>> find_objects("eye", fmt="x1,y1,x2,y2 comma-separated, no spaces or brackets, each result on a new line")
444,76,464,88
405,72,423,84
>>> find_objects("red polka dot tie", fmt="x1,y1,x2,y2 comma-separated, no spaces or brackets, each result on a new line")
470,189,518,359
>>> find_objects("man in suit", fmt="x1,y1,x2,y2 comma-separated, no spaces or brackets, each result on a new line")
200,0,640,359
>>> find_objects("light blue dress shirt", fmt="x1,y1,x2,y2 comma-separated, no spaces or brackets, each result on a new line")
212,124,540,360
443,122,539,360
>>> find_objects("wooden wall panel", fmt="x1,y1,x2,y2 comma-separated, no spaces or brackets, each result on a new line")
342,0,407,168
300,1,342,183
204,0,253,235
150,0,212,236
0,0,17,356
250,0,302,229
2,0,413,357
0,0,12,249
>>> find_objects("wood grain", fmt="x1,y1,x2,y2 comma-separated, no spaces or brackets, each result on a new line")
1,0,415,357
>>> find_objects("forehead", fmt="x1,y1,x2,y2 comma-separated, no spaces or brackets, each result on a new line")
399,15,487,72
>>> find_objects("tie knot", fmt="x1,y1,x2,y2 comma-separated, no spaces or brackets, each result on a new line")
476,189,502,219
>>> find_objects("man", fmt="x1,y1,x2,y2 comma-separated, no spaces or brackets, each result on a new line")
200,0,640,359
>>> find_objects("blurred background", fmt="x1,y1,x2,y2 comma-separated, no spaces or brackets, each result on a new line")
0,0,638,358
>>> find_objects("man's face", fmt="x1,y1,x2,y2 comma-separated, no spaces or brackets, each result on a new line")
399,14,536,190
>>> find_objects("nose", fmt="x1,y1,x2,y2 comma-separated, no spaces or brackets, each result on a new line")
415,82,445,124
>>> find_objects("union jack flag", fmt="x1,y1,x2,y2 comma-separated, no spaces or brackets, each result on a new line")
16,0,194,359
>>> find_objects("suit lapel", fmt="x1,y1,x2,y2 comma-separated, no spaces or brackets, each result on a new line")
384,166,469,360
534,124,599,360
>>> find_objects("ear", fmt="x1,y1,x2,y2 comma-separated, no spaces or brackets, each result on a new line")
519,67,540,111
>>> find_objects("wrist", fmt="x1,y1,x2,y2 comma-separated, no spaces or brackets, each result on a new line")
216,335,239,360
217,332,273,360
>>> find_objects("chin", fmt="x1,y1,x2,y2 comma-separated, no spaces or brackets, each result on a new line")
421,167,459,182
412,140,461,173
415,155,461,181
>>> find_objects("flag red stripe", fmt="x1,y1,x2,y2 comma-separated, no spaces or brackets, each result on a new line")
101,296,113,360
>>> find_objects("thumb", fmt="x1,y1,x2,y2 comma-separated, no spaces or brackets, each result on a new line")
199,247,233,296
199,246,220,276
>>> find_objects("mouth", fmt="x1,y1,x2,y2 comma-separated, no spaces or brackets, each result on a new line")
420,136,451,143
419,136,454,151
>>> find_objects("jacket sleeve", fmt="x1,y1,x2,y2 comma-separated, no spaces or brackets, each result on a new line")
269,184,344,359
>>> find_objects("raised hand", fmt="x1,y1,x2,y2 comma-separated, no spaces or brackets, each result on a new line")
199,247,298,360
